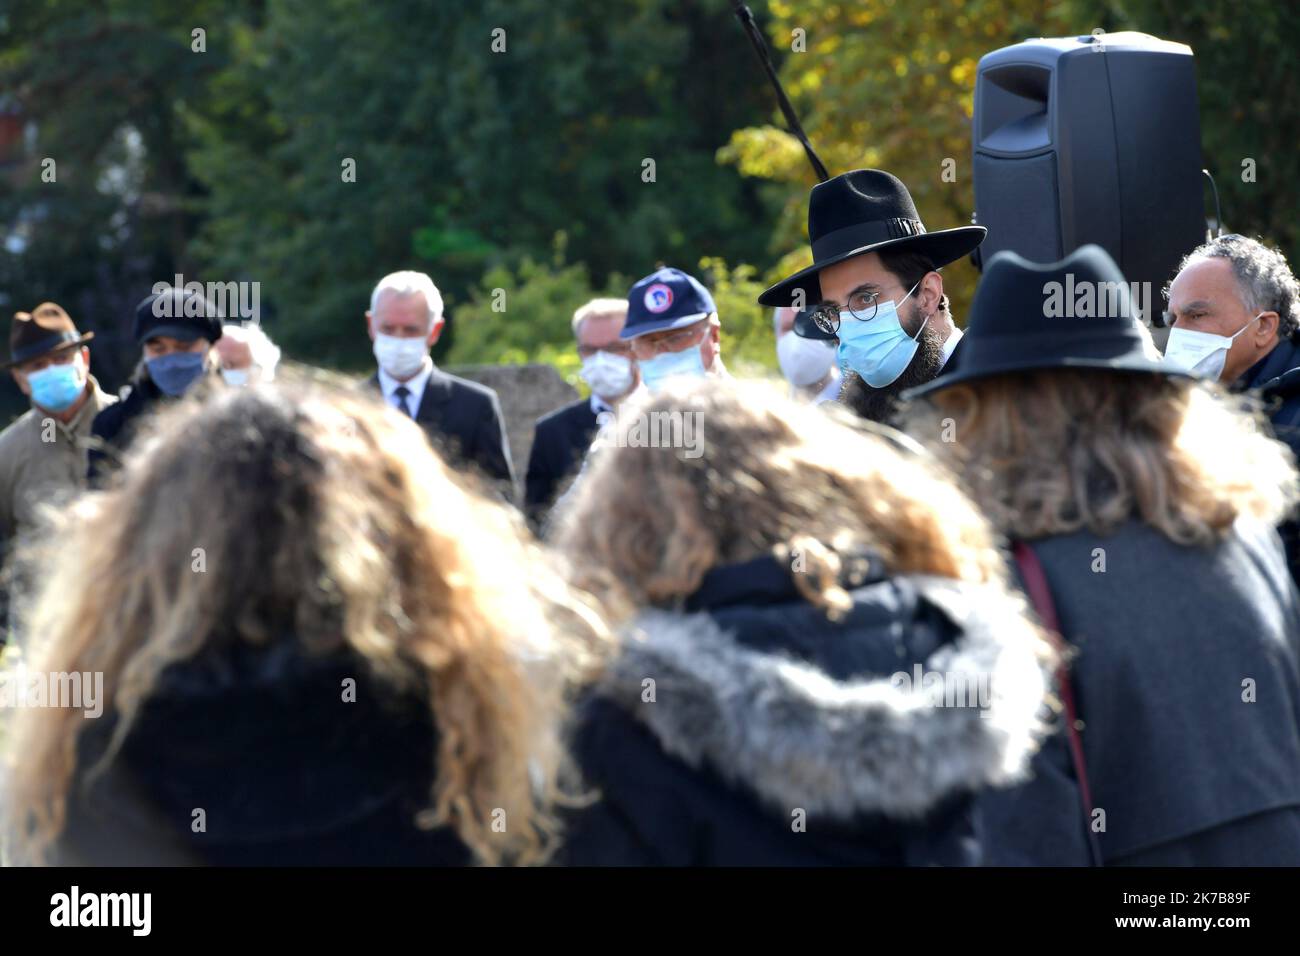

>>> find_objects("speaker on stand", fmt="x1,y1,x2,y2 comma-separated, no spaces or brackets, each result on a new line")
972,32,1207,345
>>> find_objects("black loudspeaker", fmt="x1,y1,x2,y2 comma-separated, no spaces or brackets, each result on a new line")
972,32,1205,314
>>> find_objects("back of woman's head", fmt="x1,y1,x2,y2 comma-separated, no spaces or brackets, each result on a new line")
901,369,1300,545
4,372,606,865
552,379,1008,618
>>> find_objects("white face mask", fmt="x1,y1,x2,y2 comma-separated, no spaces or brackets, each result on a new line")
221,367,252,387
1163,312,1263,380
579,350,635,400
373,333,429,379
776,330,837,387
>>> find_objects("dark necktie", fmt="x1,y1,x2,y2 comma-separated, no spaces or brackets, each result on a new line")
393,385,414,418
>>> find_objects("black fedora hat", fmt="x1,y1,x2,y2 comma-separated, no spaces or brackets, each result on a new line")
758,169,986,308
904,245,1185,400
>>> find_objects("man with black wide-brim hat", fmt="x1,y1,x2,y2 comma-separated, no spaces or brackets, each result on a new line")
0,302,117,643
758,168,985,423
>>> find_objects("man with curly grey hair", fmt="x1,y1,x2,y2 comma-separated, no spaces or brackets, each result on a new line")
1166,233,1300,579
1165,234,1300,396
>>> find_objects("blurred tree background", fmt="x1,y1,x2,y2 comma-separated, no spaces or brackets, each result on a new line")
2,0,1297,422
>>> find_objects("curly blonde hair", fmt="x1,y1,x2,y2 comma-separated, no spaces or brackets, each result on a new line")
552,379,1012,621
2,372,608,866
900,369,1300,544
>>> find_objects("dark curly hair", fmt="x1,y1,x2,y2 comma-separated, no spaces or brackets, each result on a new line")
1170,234,1300,340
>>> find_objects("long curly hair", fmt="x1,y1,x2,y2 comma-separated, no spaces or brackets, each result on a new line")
2,373,608,866
551,379,1012,621
900,369,1300,544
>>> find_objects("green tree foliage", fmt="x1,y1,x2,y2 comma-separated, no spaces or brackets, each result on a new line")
1092,0,1300,264
187,0,780,370
0,0,259,410
444,238,627,385
698,256,781,377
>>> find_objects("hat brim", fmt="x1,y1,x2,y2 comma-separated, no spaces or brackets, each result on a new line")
139,324,207,345
620,311,712,340
793,310,836,341
3,332,94,369
902,352,1194,402
759,226,988,308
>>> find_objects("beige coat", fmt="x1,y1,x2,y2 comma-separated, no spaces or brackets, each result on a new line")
0,376,117,546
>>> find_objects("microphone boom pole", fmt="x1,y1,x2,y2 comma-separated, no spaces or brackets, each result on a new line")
731,0,830,182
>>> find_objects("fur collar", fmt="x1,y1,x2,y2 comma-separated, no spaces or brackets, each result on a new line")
597,575,1048,821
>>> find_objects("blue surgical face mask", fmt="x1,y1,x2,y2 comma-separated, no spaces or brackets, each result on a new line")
639,341,707,393
147,350,207,396
26,359,85,412
836,281,926,388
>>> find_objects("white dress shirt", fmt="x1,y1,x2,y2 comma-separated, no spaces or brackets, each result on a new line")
811,366,842,405
940,327,963,369
590,383,648,421
377,359,434,416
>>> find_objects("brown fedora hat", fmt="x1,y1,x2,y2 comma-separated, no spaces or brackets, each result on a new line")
4,302,94,369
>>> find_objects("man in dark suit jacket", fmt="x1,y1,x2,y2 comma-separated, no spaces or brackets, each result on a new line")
525,298,639,523
365,271,514,495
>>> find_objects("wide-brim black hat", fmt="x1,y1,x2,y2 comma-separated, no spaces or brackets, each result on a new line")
904,244,1188,400
758,169,986,309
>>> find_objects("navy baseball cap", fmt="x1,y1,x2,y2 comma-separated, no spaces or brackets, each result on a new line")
792,307,836,341
621,267,717,339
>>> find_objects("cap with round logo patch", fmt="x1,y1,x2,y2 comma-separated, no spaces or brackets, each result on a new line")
622,267,717,339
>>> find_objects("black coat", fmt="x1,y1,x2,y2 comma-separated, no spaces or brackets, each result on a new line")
524,398,599,520
86,373,167,487
560,553,1049,866
1242,336,1300,583
55,639,470,866
1014,519,1300,865
366,370,514,492
977,731,1094,865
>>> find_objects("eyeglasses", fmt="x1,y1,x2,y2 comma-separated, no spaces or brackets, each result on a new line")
810,288,884,337
578,341,634,360
631,321,708,358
